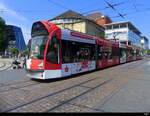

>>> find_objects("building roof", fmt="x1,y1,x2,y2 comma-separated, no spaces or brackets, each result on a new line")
86,13,104,20
50,10,88,20
105,21,130,25
86,12,112,21
49,10,104,30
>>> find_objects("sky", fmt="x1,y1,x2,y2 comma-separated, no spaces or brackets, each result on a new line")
0,0,150,47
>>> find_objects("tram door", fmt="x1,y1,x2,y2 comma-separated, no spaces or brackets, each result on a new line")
120,48,127,64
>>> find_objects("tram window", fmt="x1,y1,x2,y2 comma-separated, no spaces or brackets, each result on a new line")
127,49,132,57
62,40,95,63
131,50,134,56
97,45,102,60
30,36,47,60
127,50,129,57
46,35,60,64
90,45,96,60
112,46,119,59
108,52,112,59
119,48,126,58
62,40,73,63
32,22,48,37
102,46,112,59
77,43,95,61
70,41,81,62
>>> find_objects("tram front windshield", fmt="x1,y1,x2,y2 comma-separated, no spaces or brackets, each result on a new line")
30,35,47,60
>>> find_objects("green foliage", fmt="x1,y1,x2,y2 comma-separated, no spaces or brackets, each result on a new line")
0,17,8,52
98,32,105,38
10,47,19,54
147,49,150,55
21,50,29,55
0,17,5,31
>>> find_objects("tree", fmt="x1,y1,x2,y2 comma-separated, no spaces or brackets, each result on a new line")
0,17,8,52
0,17,5,31
147,49,150,55
10,47,19,55
21,50,29,56
99,32,105,38
112,32,121,42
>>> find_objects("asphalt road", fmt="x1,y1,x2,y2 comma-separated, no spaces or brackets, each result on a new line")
0,69,27,83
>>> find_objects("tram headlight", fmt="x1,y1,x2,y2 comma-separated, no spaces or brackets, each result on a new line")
38,62,43,68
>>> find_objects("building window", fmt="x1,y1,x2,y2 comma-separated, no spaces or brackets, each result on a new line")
120,23,127,28
106,25,112,30
113,24,119,29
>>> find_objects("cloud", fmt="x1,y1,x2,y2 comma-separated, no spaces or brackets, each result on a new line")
0,2,31,44
0,2,28,22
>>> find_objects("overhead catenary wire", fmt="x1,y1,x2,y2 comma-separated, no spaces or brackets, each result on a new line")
0,9,56,13
82,1,124,14
47,0,70,10
1,0,149,20
0,1,138,17
110,8,150,19
103,0,126,19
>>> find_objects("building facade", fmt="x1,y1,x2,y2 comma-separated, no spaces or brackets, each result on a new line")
49,10,104,38
141,36,149,50
5,25,26,55
105,21,142,48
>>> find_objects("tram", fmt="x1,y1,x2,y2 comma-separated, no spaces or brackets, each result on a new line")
136,47,142,60
119,44,127,64
96,38,119,68
26,21,142,80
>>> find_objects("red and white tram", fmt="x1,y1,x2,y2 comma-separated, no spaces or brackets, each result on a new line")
26,21,142,80
26,21,97,79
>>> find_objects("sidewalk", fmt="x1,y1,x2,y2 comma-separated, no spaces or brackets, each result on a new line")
0,62,4,68
0,58,13,71
0,58,26,83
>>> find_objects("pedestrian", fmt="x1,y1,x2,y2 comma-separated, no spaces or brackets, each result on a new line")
22,56,26,68
12,59,21,69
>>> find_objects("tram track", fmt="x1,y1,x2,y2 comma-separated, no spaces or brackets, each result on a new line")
0,80,41,94
47,79,112,112
0,79,31,88
0,82,40,94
